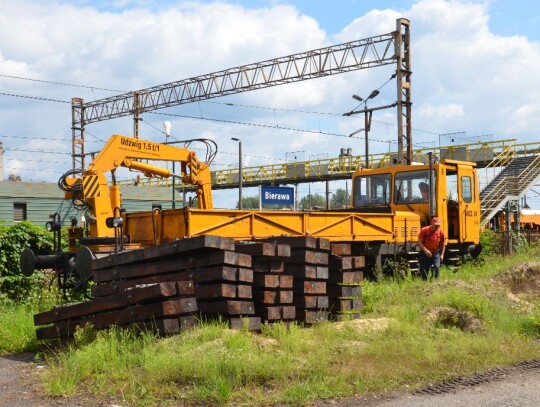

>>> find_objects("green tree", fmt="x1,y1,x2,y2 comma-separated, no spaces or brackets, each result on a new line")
331,188,350,209
237,196,260,209
299,193,326,210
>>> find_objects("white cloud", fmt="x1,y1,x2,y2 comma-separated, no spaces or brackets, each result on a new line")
0,0,539,207
334,0,540,147
417,103,464,119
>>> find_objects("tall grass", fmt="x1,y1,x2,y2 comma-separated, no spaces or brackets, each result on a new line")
0,287,59,355
3,248,537,406
39,248,540,406
0,301,39,354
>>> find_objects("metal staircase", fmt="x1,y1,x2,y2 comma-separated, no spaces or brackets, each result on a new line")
480,154,540,226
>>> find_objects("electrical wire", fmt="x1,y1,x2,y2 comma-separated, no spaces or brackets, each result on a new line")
0,134,69,142
151,109,418,148
0,73,122,93
0,80,445,155
2,157,69,165
3,147,70,155
0,91,70,104
149,111,351,139
0,87,441,144
4,167,64,174
140,119,285,162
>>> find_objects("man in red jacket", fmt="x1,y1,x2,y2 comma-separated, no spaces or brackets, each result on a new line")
417,217,446,280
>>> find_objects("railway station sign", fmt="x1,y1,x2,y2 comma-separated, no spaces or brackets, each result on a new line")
260,186,295,206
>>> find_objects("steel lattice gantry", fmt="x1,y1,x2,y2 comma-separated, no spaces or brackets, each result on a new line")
395,18,412,165
71,18,411,172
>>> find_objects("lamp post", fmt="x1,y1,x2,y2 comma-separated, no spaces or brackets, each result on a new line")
231,138,243,209
343,91,397,168
163,121,176,209
352,90,378,168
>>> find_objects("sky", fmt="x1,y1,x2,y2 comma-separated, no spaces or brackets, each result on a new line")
1,0,540,208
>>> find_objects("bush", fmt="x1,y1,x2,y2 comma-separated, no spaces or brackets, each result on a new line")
479,229,502,256
519,315,540,337
0,221,55,301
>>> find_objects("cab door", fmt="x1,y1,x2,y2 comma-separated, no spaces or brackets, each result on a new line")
457,165,480,243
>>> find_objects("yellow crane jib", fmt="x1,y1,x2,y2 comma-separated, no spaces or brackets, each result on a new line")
66,134,213,238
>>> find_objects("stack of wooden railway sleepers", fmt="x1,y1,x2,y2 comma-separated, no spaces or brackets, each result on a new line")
34,280,198,339
192,246,260,331
265,237,331,324
32,235,365,340
235,242,295,323
327,243,364,320
33,235,260,339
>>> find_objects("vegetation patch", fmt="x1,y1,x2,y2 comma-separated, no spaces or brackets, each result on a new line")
34,253,540,406
495,262,540,298
333,317,394,333
425,306,484,333
2,230,540,406
0,221,55,301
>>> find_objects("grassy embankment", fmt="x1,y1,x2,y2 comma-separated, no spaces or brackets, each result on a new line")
2,250,540,406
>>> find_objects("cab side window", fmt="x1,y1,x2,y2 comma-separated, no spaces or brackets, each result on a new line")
461,176,472,203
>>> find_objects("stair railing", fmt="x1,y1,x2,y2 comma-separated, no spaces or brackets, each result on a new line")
480,142,516,192
515,154,540,194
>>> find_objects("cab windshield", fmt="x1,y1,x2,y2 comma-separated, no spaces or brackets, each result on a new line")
394,170,435,204
353,173,391,208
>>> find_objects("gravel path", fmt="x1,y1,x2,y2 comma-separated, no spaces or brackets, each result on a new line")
2,352,540,407
0,353,47,407
0,353,88,407
365,367,540,407
316,364,540,407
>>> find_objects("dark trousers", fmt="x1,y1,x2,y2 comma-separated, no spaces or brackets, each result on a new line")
418,251,441,281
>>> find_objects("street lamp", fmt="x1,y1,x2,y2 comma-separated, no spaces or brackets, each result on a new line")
163,121,176,209
231,137,243,209
350,90,378,168
343,91,397,168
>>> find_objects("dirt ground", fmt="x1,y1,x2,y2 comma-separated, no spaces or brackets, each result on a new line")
0,352,91,407
495,261,540,297
0,352,51,407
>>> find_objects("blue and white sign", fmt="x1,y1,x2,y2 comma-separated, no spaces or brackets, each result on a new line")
260,186,295,206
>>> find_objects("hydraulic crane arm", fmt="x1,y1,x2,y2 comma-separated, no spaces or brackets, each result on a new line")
65,134,213,238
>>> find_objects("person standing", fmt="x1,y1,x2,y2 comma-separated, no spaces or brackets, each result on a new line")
417,217,446,280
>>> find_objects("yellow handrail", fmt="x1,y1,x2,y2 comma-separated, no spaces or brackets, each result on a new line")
117,138,540,188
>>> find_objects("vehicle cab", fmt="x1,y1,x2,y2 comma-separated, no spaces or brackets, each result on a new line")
352,159,481,248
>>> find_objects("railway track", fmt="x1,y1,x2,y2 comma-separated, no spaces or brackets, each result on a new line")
414,358,540,395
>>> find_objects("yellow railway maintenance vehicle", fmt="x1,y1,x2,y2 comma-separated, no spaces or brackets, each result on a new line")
22,134,481,282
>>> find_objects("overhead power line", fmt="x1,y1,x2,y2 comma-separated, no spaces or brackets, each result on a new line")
149,111,368,141
0,91,438,146
4,147,70,155
0,134,69,142
0,91,70,104
0,73,122,93
3,157,69,165
4,166,63,174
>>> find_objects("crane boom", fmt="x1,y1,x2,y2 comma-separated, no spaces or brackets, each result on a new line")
64,134,213,238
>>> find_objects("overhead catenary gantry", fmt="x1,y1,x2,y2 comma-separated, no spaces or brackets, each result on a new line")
71,18,411,173
394,18,412,165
